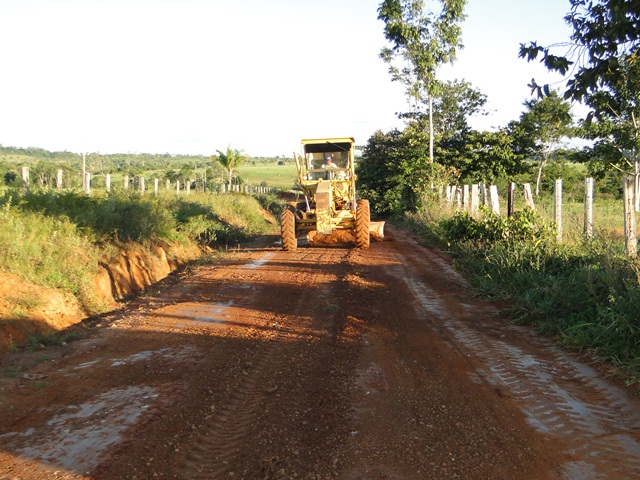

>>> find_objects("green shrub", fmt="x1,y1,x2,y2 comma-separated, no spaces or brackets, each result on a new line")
440,208,555,245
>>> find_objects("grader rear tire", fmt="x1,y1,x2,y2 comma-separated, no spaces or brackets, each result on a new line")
355,199,370,249
281,209,297,251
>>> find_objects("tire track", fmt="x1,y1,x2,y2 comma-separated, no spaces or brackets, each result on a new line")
178,248,346,479
179,323,294,479
387,229,640,479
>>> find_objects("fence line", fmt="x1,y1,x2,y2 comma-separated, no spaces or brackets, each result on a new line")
16,166,274,197
444,176,639,257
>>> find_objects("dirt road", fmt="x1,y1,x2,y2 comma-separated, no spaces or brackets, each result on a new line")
1,226,640,479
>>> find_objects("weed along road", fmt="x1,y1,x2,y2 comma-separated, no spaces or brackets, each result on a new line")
2,227,640,479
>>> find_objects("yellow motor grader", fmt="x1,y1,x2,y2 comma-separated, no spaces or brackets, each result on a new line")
281,137,370,251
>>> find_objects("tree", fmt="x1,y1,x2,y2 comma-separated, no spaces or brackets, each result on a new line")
400,78,488,139
215,146,246,190
517,91,574,195
438,128,526,185
357,129,425,216
433,79,487,137
577,57,640,177
378,0,467,163
357,128,458,216
519,0,640,175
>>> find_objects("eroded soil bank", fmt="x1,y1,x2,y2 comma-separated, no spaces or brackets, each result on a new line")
1,227,639,479
0,241,201,351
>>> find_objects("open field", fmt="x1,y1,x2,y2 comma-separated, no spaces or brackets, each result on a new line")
237,163,297,189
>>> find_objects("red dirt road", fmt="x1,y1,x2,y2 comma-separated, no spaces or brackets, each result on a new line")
1,226,640,479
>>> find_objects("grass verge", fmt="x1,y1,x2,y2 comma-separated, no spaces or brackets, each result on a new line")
408,200,640,385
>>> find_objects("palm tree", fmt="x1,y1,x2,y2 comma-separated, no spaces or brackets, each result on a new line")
215,145,246,190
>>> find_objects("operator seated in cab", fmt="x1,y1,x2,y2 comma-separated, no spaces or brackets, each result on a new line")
322,154,338,179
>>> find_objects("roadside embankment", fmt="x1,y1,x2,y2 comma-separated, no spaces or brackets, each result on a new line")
0,241,201,352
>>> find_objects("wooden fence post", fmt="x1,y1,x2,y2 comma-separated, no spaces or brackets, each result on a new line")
124,176,129,190
463,185,470,212
523,183,535,210
166,179,171,191
105,173,111,192
507,182,516,217
140,177,145,195
186,180,191,195
584,177,594,239
470,184,480,217
21,166,29,185
480,184,487,207
554,179,563,243
84,172,91,195
635,173,640,212
56,169,63,191
176,180,180,196
488,185,500,215
82,152,86,191
154,178,159,195
624,176,637,257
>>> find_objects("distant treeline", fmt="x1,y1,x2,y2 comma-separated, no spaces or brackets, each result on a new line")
0,145,293,188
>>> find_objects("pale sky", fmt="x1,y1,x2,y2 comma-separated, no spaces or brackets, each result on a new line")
0,0,574,157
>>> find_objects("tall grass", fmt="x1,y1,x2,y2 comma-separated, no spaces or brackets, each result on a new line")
0,200,102,313
1,189,278,244
410,201,640,383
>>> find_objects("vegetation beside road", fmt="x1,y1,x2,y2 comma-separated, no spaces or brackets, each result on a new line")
0,189,281,316
403,200,640,384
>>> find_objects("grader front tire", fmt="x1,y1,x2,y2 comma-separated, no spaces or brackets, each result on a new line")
355,199,370,249
281,209,297,251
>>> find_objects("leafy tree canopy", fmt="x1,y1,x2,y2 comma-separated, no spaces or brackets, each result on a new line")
401,78,488,139
516,91,575,194
438,128,526,185
519,0,640,175
520,0,640,102
378,0,467,164
357,128,458,216
378,0,467,102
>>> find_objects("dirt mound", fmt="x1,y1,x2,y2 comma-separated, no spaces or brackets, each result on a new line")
307,224,385,246
308,229,355,245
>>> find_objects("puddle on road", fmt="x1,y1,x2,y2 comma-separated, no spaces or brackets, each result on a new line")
148,301,236,330
109,346,198,367
0,385,158,474
182,301,234,325
246,252,274,269
74,359,102,370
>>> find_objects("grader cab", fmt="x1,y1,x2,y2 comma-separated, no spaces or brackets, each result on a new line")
281,137,370,251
